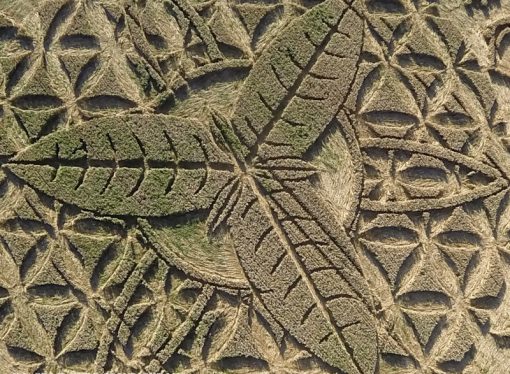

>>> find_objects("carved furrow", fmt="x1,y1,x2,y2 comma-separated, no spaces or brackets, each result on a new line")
193,134,209,195
95,249,158,372
164,0,222,61
147,284,214,372
206,178,240,234
127,132,148,197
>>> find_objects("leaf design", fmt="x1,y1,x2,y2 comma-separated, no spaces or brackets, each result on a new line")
229,0,364,162
212,118,376,371
195,3,379,370
7,114,235,216
360,138,508,212
224,172,377,374
3,5,378,372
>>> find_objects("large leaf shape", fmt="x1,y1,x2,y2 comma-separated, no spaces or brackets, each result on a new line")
7,115,235,216
225,171,377,374
229,0,363,162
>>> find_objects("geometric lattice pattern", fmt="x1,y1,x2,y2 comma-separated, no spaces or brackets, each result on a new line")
0,0,510,373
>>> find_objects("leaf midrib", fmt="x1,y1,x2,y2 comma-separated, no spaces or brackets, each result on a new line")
9,158,235,173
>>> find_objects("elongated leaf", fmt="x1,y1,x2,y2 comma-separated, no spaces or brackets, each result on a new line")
230,0,364,162
226,173,377,373
360,138,508,212
7,115,235,216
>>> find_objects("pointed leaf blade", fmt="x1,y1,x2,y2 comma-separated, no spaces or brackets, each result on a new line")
230,0,364,162
227,176,377,373
7,114,235,216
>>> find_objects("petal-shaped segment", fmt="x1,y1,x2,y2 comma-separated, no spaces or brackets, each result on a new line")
360,138,508,212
